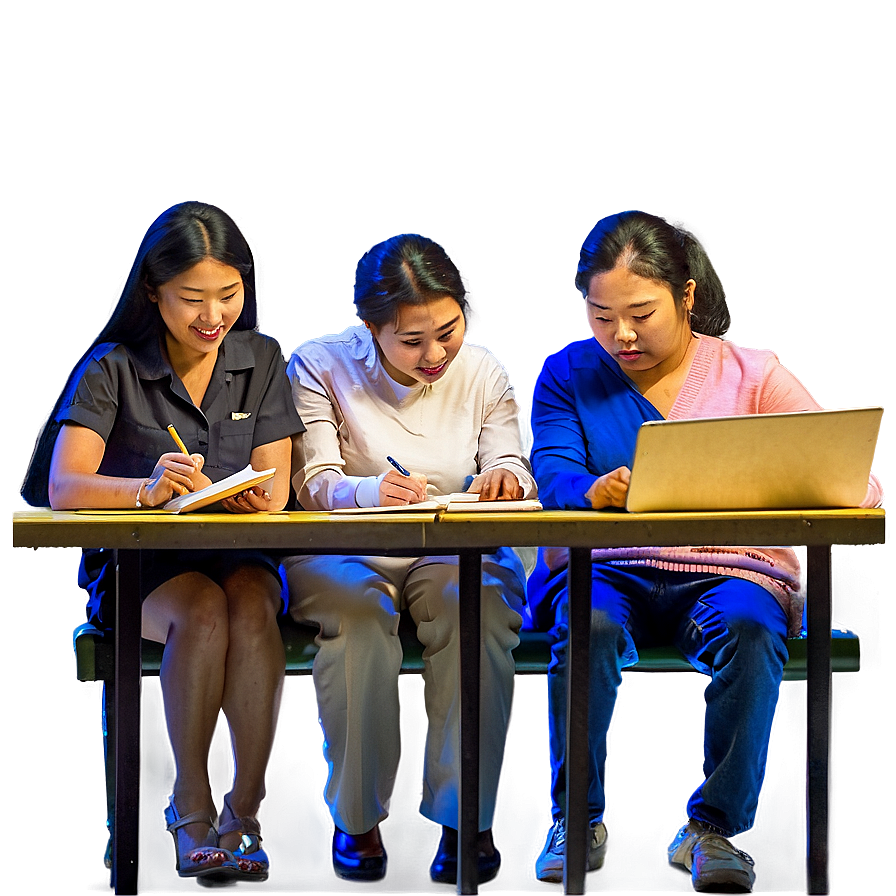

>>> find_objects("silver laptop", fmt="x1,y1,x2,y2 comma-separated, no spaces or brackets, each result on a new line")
625,407,883,513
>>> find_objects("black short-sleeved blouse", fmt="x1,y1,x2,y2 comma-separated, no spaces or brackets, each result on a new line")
57,329,305,628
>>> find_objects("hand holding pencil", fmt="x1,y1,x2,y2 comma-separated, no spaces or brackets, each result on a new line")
137,425,211,507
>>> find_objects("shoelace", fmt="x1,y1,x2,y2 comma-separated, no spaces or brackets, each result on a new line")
551,820,567,850
699,832,754,866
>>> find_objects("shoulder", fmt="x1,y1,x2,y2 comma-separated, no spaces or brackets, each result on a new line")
696,335,789,383
455,340,506,375
289,326,372,379
224,329,287,365
700,335,780,366
74,342,135,384
291,325,370,366
443,342,518,399
537,338,602,382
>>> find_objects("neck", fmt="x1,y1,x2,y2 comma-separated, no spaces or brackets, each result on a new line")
162,333,218,381
628,331,697,394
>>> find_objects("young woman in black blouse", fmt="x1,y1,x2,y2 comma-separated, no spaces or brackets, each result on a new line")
23,201,304,884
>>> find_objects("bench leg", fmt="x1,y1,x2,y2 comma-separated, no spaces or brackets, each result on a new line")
112,549,142,895
806,545,832,895
457,549,482,895
103,680,115,870
564,548,591,895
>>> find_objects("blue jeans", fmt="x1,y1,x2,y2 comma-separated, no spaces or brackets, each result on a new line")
543,563,788,837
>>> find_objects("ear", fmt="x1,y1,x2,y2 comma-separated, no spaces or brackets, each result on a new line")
146,281,158,304
683,279,696,314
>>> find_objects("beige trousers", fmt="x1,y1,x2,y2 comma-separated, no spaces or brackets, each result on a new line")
282,549,525,834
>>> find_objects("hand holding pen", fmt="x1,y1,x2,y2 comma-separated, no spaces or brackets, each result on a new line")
380,456,428,506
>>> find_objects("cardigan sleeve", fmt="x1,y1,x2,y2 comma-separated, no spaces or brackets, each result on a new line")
530,352,599,510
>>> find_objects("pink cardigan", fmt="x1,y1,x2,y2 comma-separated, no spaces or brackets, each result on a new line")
543,336,883,634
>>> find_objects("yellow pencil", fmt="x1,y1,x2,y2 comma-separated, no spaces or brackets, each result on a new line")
167,424,190,455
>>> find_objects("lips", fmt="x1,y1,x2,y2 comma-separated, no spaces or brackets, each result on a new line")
192,325,224,341
617,351,643,362
418,361,448,377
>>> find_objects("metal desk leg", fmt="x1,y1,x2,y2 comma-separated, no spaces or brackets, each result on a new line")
806,545,832,895
112,549,142,895
564,548,592,895
458,550,483,895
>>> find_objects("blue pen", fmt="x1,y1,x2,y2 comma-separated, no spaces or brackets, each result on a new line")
386,456,411,477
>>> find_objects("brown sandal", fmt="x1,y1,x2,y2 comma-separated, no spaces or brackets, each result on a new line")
218,792,269,881
164,796,237,882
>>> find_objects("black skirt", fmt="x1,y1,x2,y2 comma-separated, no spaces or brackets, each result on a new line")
79,547,284,631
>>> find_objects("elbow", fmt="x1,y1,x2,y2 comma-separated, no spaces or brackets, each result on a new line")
46,479,69,511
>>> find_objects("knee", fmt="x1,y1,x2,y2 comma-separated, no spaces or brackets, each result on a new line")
479,587,523,654
704,614,787,675
590,608,629,654
727,615,786,658
172,578,230,641
225,569,280,639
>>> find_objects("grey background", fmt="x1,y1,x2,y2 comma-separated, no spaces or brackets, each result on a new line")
0,0,896,893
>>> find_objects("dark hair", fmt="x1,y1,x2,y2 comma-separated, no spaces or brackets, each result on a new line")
21,201,256,506
575,210,730,338
353,233,468,328
96,200,257,345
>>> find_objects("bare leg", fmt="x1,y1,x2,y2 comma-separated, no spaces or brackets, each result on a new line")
143,572,230,852
218,565,285,849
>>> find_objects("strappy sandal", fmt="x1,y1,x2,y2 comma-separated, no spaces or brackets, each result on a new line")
164,796,238,883
218,792,270,881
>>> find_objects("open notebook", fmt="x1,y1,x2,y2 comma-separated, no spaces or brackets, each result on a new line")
162,465,276,513
330,493,543,514
625,407,882,513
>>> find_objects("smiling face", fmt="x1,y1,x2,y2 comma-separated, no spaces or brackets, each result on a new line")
586,265,695,389
368,295,466,386
149,257,245,365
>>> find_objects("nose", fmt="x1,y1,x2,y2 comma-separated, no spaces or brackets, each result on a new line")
200,300,224,325
422,342,447,365
615,319,636,344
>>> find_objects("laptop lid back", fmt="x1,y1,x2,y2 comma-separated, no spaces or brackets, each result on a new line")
625,407,883,513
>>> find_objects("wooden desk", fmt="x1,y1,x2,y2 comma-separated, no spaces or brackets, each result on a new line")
13,508,885,895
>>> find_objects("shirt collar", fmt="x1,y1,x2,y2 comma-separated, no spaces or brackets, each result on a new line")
127,330,257,381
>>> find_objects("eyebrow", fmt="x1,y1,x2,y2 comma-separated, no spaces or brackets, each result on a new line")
395,314,461,336
587,299,655,310
180,282,241,293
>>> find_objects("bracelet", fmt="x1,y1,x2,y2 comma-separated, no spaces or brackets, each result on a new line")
135,478,150,508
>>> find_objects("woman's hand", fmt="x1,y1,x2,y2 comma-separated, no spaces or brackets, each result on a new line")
141,452,208,507
379,469,428,506
468,468,523,501
221,484,274,514
585,466,631,509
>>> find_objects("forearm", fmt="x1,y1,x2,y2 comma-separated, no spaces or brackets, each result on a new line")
48,471,148,510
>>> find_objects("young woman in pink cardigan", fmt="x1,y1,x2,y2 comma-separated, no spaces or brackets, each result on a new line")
527,210,882,892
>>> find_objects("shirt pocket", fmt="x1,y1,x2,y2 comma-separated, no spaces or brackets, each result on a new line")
211,417,256,473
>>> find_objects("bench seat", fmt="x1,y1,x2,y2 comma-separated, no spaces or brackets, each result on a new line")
74,617,860,682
